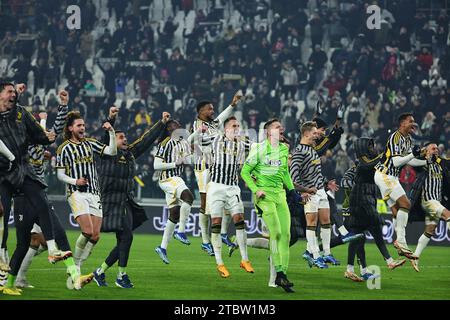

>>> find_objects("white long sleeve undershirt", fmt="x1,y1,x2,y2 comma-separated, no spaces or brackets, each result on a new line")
392,153,414,167
153,157,177,171
57,168,77,186
0,139,15,161
103,130,117,156
408,158,427,167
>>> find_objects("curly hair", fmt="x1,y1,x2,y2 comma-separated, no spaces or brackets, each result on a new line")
63,111,83,140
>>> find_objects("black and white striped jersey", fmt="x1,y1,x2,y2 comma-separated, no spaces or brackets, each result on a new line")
155,137,191,181
28,105,68,178
375,130,412,177
56,138,106,195
341,165,357,189
290,143,324,189
191,118,221,171
201,133,252,186
422,161,443,202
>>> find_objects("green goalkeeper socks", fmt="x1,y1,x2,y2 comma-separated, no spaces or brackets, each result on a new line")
6,274,16,288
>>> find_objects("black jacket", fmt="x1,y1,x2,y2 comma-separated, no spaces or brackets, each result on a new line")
349,138,383,227
0,105,53,188
97,119,166,232
409,157,450,222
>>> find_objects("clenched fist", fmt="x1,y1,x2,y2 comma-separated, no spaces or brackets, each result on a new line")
109,106,119,119
103,121,113,131
59,90,69,106
162,112,171,123
231,90,243,107
15,83,26,94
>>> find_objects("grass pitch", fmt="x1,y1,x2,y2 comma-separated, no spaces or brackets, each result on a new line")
2,229,450,300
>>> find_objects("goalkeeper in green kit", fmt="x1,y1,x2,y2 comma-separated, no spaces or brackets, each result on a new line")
241,119,302,293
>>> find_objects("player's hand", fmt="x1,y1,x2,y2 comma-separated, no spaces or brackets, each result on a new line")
39,112,48,120
327,180,339,192
161,112,171,124
307,187,318,194
76,177,88,186
58,90,69,105
316,100,324,116
231,90,243,107
256,190,266,199
102,121,113,131
46,130,56,142
43,150,52,161
15,83,26,94
412,145,422,157
108,106,119,119
336,103,345,120
301,192,311,202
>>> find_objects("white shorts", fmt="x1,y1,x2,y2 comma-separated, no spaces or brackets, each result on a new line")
195,169,210,193
206,182,244,218
159,176,189,208
31,224,42,234
304,188,330,213
68,191,103,219
421,200,446,225
374,170,406,207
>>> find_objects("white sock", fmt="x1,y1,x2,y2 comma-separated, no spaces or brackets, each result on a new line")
386,257,394,265
392,218,397,228
211,232,223,265
247,238,269,249
414,234,431,257
236,229,248,261
338,225,349,236
74,233,89,266
79,241,96,264
46,239,57,253
361,267,367,275
199,212,210,244
269,255,276,285
161,220,176,249
395,209,409,245
178,202,191,233
1,249,9,264
221,213,231,234
320,227,331,255
347,264,354,273
306,230,320,259
17,247,37,281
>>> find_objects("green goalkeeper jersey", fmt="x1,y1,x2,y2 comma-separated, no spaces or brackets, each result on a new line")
241,139,294,194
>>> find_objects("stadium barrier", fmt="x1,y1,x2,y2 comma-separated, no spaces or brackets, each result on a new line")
7,196,450,246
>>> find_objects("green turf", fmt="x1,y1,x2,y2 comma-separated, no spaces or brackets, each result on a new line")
2,229,450,300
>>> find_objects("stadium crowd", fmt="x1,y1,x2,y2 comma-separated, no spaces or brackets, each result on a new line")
0,0,449,200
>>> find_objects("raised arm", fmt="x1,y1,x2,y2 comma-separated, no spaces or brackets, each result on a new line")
23,107,55,145
314,127,343,156
215,90,243,125
129,112,170,158
102,122,117,156
50,90,70,135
